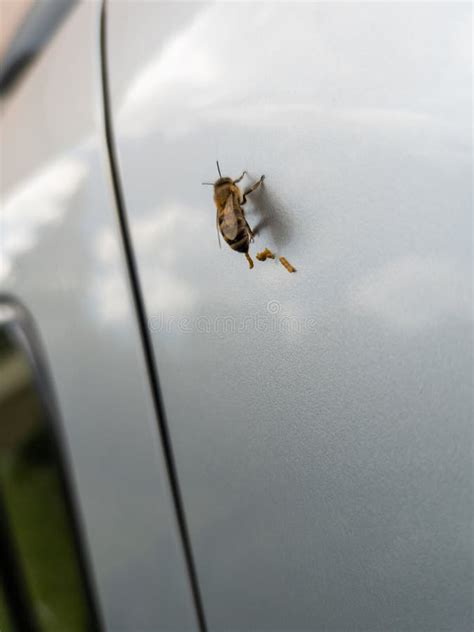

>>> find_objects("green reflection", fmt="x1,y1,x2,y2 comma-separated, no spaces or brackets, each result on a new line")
0,581,15,632
0,327,97,631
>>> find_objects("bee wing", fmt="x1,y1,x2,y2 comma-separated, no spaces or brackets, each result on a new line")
219,194,239,241
216,207,222,248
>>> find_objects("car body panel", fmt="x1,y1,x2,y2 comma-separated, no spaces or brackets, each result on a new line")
0,3,198,630
107,2,472,630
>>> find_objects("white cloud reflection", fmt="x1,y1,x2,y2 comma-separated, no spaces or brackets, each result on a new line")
118,4,218,140
348,255,471,333
1,157,87,283
116,1,470,148
132,207,200,316
92,204,201,325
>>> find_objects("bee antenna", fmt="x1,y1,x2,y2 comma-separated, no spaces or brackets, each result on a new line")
201,182,213,185
216,160,222,177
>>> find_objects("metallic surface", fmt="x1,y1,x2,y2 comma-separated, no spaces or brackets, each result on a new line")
0,0,34,60
107,2,472,630
0,0,77,94
0,3,198,630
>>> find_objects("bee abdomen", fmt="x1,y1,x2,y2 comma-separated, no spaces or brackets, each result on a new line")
227,231,250,253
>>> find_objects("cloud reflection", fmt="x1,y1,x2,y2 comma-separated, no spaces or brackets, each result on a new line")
1,157,87,283
92,205,200,325
118,4,218,140
116,1,470,151
348,255,471,332
132,207,201,317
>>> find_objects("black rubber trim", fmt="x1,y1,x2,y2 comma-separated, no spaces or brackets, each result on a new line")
99,2,208,630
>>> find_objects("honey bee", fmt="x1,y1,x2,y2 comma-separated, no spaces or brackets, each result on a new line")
203,162,264,269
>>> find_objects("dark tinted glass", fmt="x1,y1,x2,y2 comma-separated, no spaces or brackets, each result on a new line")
0,581,15,632
0,303,100,632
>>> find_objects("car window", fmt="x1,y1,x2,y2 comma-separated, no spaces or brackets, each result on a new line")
0,301,101,632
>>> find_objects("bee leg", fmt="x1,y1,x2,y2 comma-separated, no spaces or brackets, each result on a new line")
244,218,255,241
245,253,254,269
233,170,247,184
241,175,265,205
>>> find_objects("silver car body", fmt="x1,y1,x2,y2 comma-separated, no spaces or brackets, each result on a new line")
1,1,472,630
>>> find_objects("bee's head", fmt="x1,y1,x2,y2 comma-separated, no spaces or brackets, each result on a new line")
214,176,233,188
202,161,233,189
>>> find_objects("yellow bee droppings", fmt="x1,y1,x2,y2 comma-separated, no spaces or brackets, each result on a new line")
279,256,296,273
256,248,275,261
245,253,254,269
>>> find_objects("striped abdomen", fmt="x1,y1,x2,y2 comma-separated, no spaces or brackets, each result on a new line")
220,213,250,253
217,191,251,253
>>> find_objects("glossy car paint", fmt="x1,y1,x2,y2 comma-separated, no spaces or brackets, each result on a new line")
0,3,198,630
107,2,472,630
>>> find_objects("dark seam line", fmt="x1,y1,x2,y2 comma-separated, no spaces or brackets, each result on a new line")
98,2,207,630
